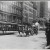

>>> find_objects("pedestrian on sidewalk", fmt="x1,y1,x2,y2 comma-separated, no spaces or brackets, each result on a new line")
18,26,20,35
35,21,39,35
24,25,29,36
45,19,50,48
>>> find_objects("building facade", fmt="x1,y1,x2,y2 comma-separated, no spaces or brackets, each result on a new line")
38,1,48,26
0,1,23,31
32,1,38,22
0,1,41,31
22,1,37,25
32,1,48,26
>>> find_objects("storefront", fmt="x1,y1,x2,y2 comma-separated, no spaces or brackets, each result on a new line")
0,21,18,31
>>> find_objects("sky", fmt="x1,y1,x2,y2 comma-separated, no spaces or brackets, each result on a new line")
48,1,50,8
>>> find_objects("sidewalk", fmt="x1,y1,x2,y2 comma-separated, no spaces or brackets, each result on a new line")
14,31,47,49
0,31,46,49
0,31,18,34
28,31,46,49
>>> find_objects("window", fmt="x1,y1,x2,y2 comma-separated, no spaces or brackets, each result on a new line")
33,10,36,16
33,2,37,9
13,16,16,20
29,13,33,17
14,8,16,14
12,8,14,13
16,2,18,6
11,6,13,13
8,15,12,22
29,8,33,13
0,3,2,10
18,2,22,8
18,19,21,24
23,6,28,10
28,18,33,23
18,11,21,15
0,14,2,21
8,25,11,27
23,17,25,22
23,10,28,17
16,10,19,14
3,14,7,21
12,1,15,5
24,2,28,5
29,3,33,8
25,13,28,17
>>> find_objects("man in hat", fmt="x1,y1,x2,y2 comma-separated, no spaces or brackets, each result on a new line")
45,19,50,48
35,21,39,35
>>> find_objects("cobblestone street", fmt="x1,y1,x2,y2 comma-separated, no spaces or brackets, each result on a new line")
0,31,46,49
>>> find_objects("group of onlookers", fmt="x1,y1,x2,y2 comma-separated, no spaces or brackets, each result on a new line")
18,21,39,36
18,19,50,49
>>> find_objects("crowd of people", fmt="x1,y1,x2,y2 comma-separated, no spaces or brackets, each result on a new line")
18,21,39,36
18,19,50,49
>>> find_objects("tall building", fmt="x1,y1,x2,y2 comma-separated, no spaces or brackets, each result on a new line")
23,1,37,25
0,1,41,31
36,1,48,26
40,2,48,18
36,1,40,18
0,1,23,31
37,1,48,19
32,1,37,22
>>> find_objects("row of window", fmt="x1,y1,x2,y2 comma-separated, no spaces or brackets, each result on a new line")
33,10,37,16
28,13,33,17
0,13,7,21
0,2,22,15
28,2,33,8
23,16,33,24
28,8,33,13
0,13,22,24
33,2,37,10
23,6,33,13
24,2,33,8
1,1,22,8
23,17,28,23
0,13,17,23
23,10,33,19
23,9,37,19
28,18,33,24
23,4,34,14
0,13,12,22
23,2,37,13
23,10,28,17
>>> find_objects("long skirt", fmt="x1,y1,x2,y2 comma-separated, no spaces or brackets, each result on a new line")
46,33,50,46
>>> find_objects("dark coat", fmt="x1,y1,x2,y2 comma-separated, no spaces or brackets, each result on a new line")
45,22,50,35
45,22,50,45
